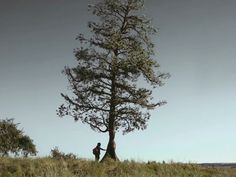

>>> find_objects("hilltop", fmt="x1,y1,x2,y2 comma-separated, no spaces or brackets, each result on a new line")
1,157,236,177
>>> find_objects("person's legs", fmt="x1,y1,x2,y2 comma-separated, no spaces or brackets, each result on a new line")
95,154,100,161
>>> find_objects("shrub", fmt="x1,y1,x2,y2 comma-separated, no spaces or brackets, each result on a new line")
50,147,77,160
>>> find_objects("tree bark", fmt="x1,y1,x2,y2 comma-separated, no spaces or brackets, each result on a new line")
101,129,119,161
101,81,119,161
100,55,119,162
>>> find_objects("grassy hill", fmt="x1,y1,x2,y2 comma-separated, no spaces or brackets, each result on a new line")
0,157,236,177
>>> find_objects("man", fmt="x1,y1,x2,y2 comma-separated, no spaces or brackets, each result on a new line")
93,142,106,161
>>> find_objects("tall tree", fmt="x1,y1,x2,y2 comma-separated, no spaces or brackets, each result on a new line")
58,0,169,161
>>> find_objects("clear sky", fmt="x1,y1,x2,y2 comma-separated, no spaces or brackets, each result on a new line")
0,0,236,163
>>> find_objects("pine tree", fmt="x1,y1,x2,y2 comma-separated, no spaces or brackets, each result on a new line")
58,0,169,161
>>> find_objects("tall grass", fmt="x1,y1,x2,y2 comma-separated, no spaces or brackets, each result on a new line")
0,157,236,177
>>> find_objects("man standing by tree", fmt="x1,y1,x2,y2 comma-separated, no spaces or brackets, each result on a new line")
58,0,169,161
93,142,106,161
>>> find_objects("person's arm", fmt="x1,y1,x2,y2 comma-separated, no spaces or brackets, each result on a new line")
100,147,106,151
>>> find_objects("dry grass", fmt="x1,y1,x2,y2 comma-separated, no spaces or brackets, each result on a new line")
0,157,236,177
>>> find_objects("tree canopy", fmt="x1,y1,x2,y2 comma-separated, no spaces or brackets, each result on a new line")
0,118,37,157
58,0,169,160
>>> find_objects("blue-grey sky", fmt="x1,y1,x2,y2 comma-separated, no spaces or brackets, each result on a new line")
1,0,236,163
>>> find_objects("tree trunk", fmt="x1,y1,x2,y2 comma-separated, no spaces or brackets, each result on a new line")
101,129,119,162
101,58,119,162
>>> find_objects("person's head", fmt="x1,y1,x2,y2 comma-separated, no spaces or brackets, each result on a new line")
97,142,101,147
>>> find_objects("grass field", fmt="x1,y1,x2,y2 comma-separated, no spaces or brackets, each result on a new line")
0,157,236,177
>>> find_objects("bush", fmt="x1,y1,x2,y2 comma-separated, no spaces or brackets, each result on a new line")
50,147,77,160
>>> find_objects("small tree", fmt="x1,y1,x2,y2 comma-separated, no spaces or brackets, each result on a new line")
0,119,21,156
18,135,37,157
0,118,37,157
58,0,169,161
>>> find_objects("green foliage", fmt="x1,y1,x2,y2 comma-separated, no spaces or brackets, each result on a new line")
58,0,170,161
50,147,78,160
0,118,37,157
58,0,169,135
18,135,37,157
0,157,236,177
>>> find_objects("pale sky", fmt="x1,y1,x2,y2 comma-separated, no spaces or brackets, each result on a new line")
0,0,236,163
